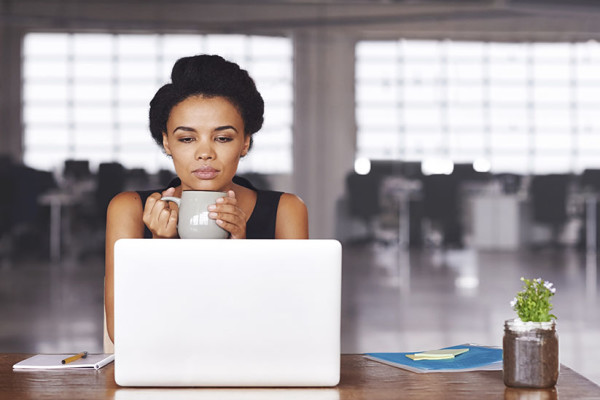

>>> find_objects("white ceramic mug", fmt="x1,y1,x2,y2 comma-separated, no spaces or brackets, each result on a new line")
161,190,228,239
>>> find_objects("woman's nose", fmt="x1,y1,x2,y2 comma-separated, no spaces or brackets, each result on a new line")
195,142,215,160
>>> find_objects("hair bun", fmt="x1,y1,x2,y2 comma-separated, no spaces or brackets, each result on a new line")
171,55,238,88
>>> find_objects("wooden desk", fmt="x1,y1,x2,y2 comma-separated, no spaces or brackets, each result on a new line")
2,354,599,399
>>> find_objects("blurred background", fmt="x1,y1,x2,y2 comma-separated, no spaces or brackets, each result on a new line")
1,0,600,385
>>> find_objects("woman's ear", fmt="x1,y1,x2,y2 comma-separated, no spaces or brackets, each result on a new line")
241,135,251,157
162,132,172,156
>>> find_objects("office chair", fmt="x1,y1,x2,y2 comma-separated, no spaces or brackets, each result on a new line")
578,169,600,250
11,165,57,258
529,174,570,247
345,171,385,242
420,173,462,247
496,173,523,195
96,162,125,222
63,159,91,181
530,174,569,225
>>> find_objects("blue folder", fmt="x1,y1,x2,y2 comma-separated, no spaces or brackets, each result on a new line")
365,344,503,373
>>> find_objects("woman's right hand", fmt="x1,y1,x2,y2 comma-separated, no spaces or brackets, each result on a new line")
142,187,179,238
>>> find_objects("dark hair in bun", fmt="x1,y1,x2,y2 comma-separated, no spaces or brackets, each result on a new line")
149,54,264,150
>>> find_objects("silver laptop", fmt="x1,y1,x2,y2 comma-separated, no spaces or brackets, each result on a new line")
113,239,342,387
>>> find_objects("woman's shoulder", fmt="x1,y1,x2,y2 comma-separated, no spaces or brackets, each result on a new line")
105,191,147,238
252,190,305,212
107,191,144,215
278,192,304,205
110,190,143,204
275,192,309,239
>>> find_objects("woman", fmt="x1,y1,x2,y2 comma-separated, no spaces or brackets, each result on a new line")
105,55,308,343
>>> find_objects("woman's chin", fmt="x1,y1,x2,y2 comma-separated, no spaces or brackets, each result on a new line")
181,178,230,192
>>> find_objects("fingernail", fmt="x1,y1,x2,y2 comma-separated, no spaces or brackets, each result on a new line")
216,198,224,203
207,205,216,211
216,219,224,225
209,212,218,218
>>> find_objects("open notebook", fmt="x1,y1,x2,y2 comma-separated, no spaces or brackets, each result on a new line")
13,354,114,370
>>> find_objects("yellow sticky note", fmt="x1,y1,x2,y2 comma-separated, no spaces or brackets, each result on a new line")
406,348,469,361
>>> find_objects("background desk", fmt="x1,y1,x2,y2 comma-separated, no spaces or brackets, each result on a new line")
2,354,600,399
471,194,529,250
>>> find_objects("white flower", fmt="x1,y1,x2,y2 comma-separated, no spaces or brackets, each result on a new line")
535,278,542,284
510,297,517,308
543,281,556,293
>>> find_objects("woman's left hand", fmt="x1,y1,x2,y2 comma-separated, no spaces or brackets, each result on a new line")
208,190,247,239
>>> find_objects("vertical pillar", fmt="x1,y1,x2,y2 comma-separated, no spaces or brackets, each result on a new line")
0,19,24,162
293,30,356,239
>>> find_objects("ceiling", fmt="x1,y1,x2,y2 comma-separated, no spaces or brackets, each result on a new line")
1,0,600,40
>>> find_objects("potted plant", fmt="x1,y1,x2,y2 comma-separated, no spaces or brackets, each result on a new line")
503,277,559,388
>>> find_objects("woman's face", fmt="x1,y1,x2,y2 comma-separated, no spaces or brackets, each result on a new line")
162,95,250,192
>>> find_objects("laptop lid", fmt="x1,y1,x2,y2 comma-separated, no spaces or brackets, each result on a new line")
113,239,341,387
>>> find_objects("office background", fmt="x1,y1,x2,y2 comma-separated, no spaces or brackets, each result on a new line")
1,0,600,386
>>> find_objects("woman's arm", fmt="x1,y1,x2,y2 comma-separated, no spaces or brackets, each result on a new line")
104,191,145,343
275,193,309,239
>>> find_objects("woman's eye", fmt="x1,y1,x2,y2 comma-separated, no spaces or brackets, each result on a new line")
179,137,194,143
216,136,233,143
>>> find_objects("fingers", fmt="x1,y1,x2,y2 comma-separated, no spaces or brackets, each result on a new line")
162,187,176,198
208,190,246,239
143,189,179,238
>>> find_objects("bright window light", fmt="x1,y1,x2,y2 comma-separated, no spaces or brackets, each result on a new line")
356,39,600,174
22,33,293,174
473,158,491,173
422,158,454,175
354,158,371,175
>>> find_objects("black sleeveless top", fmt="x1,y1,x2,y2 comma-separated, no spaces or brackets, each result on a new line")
137,177,283,239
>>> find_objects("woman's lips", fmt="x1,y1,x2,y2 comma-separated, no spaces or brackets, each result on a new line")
192,166,219,180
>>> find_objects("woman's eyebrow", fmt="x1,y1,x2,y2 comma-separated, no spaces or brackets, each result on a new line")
214,125,238,133
173,126,196,133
